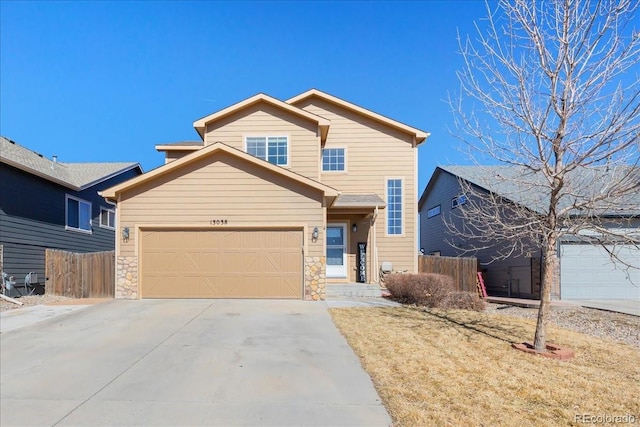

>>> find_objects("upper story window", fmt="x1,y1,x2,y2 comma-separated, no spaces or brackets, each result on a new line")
386,179,403,235
451,194,467,209
322,148,345,171
100,207,115,229
427,205,441,218
245,136,288,166
66,195,92,233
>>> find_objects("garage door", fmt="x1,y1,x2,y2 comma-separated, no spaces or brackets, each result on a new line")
560,244,640,300
141,229,303,299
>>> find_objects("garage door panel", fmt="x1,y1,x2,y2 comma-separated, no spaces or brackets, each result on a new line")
141,229,303,299
561,244,640,300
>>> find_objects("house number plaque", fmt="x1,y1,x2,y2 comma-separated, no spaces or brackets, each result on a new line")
209,219,228,225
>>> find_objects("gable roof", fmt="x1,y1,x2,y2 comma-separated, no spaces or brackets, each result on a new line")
287,89,430,145
420,165,640,217
0,136,142,191
193,93,331,142
101,141,339,201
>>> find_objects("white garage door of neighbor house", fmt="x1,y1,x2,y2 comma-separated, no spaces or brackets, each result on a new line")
140,229,303,299
560,244,640,300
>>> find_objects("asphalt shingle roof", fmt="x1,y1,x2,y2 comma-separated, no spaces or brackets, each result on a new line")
439,165,640,217
0,136,141,190
333,194,386,208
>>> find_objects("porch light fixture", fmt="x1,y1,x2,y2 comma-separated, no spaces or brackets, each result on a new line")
312,227,319,241
352,223,357,233
122,227,130,242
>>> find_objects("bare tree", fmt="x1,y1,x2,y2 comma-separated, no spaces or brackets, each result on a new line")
449,0,640,352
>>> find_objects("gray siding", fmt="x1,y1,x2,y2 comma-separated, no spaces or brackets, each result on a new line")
419,168,537,298
0,163,139,296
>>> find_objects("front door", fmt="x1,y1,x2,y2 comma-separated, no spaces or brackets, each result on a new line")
326,223,347,278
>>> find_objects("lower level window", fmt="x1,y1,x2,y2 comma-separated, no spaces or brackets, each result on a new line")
387,179,403,235
66,195,92,232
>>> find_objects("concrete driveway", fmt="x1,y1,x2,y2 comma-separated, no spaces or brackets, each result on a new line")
1,300,391,426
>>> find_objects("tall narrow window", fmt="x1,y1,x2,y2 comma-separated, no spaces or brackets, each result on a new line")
66,195,92,233
387,179,403,235
245,136,288,166
322,148,345,171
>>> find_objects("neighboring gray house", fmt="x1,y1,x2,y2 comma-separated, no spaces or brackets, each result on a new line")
419,165,640,301
0,137,142,296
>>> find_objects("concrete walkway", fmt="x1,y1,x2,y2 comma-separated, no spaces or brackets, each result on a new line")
1,303,96,334
1,299,392,427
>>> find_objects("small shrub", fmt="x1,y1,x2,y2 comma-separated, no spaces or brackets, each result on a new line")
441,291,486,311
384,273,454,307
385,273,485,311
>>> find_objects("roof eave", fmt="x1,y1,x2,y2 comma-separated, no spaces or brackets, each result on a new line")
77,163,143,190
0,157,79,191
155,144,203,152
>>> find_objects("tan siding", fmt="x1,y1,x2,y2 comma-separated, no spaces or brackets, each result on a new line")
203,103,320,179
297,98,418,273
117,151,324,260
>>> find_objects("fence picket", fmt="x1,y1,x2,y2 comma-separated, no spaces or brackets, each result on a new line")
45,249,115,298
418,255,478,293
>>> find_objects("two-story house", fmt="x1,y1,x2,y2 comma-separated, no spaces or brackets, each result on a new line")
0,137,142,296
101,89,429,300
419,165,640,301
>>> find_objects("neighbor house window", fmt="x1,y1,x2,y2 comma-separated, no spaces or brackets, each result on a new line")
427,205,441,218
100,207,115,229
66,195,92,233
245,136,288,166
322,148,345,171
386,179,403,235
451,194,467,209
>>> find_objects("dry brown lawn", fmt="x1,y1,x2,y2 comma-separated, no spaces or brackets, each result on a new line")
330,306,640,427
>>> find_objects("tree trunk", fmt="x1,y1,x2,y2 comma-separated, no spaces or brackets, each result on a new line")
534,237,558,352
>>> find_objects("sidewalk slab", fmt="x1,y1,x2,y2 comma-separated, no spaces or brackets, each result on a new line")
0,304,94,333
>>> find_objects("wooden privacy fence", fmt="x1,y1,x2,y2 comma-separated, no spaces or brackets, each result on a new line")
418,255,478,293
45,249,115,298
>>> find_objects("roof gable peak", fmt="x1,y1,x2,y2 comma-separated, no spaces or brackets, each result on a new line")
286,89,430,144
192,93,330,141
101,141,338,200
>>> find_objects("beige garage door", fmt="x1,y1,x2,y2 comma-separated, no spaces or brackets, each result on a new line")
140,229,303,299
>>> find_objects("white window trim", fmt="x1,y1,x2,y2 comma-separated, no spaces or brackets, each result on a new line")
321,147,347,173
65,194,92,234
100,207,116,230
385,177,404,237
243,135,290,167
427,205,441,218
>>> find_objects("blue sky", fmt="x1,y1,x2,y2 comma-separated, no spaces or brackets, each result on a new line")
1,1,489,193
